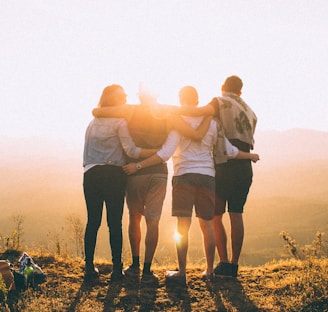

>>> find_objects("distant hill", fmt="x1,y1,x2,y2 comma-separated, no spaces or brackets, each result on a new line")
0,129,327,266
254,128,328,166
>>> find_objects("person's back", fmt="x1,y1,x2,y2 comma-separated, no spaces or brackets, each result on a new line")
127,104,169,175
83,117,132,168
128,105,168,148
212,76,257,279
124,100,170,285
172,115,216,177
215,76,257,152
165,86,217,282
83,85,133,282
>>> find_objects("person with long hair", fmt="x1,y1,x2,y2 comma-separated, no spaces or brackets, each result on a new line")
83,85,157,282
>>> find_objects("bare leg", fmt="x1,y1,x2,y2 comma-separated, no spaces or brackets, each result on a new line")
144,218,160,263
128,213,142,257
213,214,229,263
176,217,192,275
198,218,215,274
229,212,244,264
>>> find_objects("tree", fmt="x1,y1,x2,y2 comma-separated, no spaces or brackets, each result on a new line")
66,214,84,258
11,213,25,250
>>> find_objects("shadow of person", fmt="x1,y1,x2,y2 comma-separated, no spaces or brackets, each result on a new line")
138,282,158,312
207,278,263,312
165,281,191,312
67,278,106,312
102,280,125,312
6,289,20,312
118,277,141,310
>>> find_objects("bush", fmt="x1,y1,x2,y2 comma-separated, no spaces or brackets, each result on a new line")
0,274,8,304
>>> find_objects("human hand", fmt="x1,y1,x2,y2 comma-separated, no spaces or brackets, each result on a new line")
122,163,138,175
250,153,260,163
92,108,100,117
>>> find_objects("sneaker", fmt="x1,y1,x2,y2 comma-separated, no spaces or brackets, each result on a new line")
110,270,124,282
141,271,159,285
123,265,140,278
231,263,239,278
84,267,99,281
165,270,186,285
214,262,233,278
201,271,214,282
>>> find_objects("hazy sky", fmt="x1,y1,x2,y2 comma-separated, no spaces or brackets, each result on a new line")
1,0,328,142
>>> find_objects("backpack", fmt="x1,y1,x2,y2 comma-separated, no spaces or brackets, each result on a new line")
0,260,15,291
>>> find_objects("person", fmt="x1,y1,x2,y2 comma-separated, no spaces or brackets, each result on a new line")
122,86,259,283
92,88,210,284
176,75,257,278
83,84,158,282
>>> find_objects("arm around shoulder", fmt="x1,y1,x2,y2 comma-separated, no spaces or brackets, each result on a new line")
168,115,212,141
178,103,215,117
92,105,132,119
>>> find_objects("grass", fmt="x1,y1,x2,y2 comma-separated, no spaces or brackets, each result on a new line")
0,250,327,312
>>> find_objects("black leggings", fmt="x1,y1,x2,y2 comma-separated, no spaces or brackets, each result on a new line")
83,165,126,266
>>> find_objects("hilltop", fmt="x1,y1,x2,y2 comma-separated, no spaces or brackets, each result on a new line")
0,129,328,266
1,251,328,312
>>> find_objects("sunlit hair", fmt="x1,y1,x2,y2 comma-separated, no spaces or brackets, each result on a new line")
223,75,243,94
179,85,199,106
97,84,126,107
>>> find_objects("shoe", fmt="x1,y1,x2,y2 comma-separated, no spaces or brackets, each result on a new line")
84,266,99,281
231,263,239,278
141,271,159,285
214,262,237,278
201,271,214,282
110,270,124,282
123,265,140,278
165,270,186,285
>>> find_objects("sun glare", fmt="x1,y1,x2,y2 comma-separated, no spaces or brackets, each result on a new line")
173,230,182,244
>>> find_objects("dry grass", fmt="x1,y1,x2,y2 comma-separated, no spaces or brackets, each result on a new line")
1,251,328,312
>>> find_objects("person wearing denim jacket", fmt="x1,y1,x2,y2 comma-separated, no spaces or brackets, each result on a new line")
83,84,157,282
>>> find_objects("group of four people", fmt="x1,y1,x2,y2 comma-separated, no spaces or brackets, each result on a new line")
82,75,259,284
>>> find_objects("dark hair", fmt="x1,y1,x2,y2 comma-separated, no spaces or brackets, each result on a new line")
223,76,243,94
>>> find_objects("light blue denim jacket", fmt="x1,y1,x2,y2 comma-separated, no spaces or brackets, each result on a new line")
83,117,141,170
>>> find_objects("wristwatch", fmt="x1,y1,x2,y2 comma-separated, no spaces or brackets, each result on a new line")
136,163,142,170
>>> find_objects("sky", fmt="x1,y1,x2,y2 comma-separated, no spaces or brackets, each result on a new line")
1,0,328,144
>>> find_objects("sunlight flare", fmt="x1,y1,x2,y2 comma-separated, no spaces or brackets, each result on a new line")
173,230,182,244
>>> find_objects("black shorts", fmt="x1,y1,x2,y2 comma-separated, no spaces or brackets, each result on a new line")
172,173,215,220
215,160,253,214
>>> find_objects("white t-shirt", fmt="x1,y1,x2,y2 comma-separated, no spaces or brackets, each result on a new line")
157,116,217,177
157,116,240,176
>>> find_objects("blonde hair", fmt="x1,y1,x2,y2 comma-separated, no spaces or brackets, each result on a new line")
98,84,125,107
